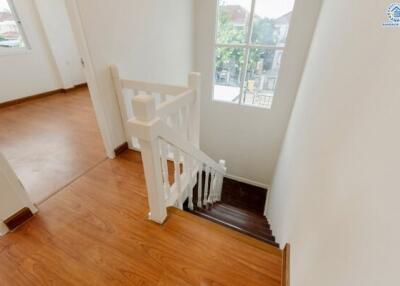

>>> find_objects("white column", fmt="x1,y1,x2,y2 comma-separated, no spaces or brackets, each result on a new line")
132,95,167,223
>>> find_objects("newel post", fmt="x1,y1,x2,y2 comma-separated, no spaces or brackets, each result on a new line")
131,95,167,224
188,73,201,148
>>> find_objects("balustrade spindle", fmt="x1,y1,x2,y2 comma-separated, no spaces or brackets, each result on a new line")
203,166,210,206
187,156,194,210
173,146,182,209
209,169,216,204
160,140,170,197
197,163,203,208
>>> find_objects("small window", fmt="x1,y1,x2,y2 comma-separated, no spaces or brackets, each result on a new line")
0,0,29,53
213,0,295,109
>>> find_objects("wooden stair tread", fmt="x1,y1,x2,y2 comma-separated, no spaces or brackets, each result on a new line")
168,207,282,255
187,174,278,248
202,204,273,236
216,203,272,226
185,207,279,247
190,204,276,241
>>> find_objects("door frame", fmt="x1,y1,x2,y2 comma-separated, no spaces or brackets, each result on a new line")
64,0,116,159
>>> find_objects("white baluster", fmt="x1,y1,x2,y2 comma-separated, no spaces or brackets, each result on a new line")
182,152,190,209
203,166,210,206
187,155,194,210
209,169,216,204
197,163,203,208
211,173,217,203
216,160,226,202
173,146,182,209
160,140,170,199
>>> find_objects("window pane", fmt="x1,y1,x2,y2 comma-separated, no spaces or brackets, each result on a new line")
243,48,282,108
0,0,25,48
214,47,245,104
216,0,252,44
251,0,295,46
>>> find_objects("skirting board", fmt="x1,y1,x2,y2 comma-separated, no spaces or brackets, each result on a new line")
0,83,87,108
224,173,269,190
4,207,34,231
114,142,129,156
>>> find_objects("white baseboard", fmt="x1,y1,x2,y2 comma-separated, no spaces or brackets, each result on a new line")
224,173,269,189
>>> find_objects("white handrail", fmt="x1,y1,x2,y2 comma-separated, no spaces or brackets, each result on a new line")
111,65,225,224
157,122,226,175
121,79,187,95
156,89,194,118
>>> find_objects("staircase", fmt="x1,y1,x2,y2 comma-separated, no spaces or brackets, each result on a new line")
111,66,278,249
185,176,278,247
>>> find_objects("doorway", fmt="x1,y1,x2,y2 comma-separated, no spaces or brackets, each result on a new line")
0,0,109,205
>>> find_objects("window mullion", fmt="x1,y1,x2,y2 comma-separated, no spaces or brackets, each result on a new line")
238,48,250,105
246,0,257,45
238,0,256,105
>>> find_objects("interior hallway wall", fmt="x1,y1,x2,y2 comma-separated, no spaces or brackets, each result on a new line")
0,0,61,103
268,0,400,285
0,0,85,104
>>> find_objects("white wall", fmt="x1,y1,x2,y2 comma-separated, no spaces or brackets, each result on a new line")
35,0,85,89
0,0,85,104
68,0,194,152
0,153,37,236
0,0,61,103
268,0,400,285
194,0,322,186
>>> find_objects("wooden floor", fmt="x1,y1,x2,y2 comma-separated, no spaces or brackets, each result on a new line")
0,88,106,203
0,151,283,286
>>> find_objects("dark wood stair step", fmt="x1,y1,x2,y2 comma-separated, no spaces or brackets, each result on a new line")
186,176,278,247
195,207,274,240
206,204,273,236
216,203,272,227
220,178,267,215
186,206,279,248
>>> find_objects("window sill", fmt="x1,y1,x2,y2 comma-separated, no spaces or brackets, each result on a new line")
211,98,273,110
0,48,31,57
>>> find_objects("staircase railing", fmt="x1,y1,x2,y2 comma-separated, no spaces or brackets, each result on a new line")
111,66,226,224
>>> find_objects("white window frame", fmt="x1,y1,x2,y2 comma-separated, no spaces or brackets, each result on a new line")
0,0,30,56
213,0,287,109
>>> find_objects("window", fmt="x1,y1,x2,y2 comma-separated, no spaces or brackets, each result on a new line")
213,0,295,109
0,0,28,53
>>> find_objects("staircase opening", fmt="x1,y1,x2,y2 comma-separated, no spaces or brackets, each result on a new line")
112,65,279,249
184,174,278,247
